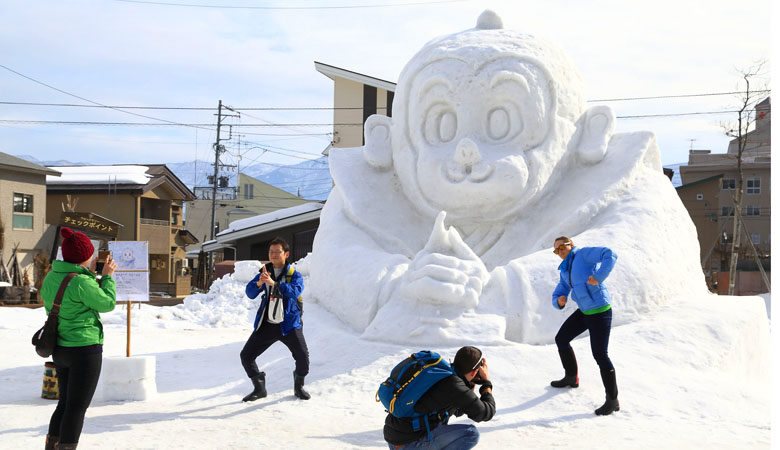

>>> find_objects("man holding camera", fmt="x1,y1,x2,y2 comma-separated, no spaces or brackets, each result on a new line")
383,346,496,449
240,237,310,401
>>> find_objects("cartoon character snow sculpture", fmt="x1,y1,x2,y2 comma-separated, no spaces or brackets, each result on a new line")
308,10,705,345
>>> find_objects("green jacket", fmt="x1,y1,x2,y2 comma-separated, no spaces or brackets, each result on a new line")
42,260,117,347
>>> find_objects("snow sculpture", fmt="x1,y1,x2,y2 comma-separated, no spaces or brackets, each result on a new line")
308,10,706,345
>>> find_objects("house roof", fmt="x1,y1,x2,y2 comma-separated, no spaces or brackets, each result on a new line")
0,152,61,176
314,61,397,92
46,164,196,200
202,202,323,251
676,173,724,190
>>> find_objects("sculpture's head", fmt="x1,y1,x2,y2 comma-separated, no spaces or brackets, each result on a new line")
364,11,601,223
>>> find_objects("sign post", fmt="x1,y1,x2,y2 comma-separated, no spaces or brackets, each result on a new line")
108,241,149,357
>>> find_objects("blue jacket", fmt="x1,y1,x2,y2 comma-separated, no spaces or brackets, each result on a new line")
245,262,304,335
552,246,617,314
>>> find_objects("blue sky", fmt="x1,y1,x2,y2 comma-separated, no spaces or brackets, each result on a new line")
0,0,772,169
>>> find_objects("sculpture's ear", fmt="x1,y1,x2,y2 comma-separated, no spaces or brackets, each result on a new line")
363,114,393,169
570,105,615,164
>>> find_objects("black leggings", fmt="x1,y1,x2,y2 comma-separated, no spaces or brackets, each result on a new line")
555,308,614,370
240,324,310,378
49,346,102,444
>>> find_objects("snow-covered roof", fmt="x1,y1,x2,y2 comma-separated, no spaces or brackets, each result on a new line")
197,203,323,250
218,202,324,236
46,165,151,185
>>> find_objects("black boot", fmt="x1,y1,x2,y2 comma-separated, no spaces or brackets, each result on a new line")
293,371,310,400
242,372,267,402
595,368,620,415
550,347,579,388
45,434,58,450
57,443,78,450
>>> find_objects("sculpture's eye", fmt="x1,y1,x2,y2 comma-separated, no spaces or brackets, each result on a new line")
486,107,514,140
423,104,457,145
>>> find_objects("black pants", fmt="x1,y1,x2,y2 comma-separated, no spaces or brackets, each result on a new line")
49,346,102,444
555,308,614,370
240,324,310,378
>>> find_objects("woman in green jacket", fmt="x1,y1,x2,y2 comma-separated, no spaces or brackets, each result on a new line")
41,228,117,450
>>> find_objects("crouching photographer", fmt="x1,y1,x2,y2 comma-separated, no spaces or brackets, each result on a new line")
383,346,496,449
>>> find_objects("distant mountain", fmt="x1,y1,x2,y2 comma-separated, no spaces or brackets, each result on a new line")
257,157,332,201
663,163,684,187
14,154,87,166
167,157,332,201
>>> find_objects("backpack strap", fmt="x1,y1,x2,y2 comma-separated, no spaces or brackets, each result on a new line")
50,273,77,316
285,266,295,283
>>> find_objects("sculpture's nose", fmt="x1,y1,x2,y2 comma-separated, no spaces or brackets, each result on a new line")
454,138,481,170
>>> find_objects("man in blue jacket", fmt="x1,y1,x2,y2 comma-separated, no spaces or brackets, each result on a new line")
240,237,310,401
549,236,619,415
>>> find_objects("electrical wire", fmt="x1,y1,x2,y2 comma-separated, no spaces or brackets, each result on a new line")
1,90,769,109
0,64,216,132
111,0,470,10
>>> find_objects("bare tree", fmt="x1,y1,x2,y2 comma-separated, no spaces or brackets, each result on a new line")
721,61,768,295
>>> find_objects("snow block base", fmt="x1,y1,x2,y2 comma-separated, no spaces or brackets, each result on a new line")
100,356,157,402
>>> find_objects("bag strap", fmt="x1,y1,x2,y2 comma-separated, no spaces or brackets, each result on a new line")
50,273,77,316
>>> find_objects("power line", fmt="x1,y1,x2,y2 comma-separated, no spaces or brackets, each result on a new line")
2,90,770,109
111,0,469,10
0,120,361,127
0,64,216,132
588,90,771,102
3,109,762,127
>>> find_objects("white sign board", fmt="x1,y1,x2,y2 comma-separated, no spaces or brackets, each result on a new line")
112,271,150,302
109,241,149,271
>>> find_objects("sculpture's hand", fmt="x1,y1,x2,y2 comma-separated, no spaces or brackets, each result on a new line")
401,211,489,308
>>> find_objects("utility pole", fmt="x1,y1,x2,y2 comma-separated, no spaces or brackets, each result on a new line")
208,100,238,284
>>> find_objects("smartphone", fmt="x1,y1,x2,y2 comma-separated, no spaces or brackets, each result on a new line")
96,250,112,273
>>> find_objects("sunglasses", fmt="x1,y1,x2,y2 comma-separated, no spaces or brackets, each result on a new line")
553,242,571,255
470,349,484,371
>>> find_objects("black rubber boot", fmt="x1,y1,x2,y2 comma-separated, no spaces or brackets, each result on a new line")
242,372,267,402
57,443,78,450
595,368,620,415
45,434,58,450
550,347,579,388
293,371,311,400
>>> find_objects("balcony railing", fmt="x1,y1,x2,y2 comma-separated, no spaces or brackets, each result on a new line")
140,218,169,226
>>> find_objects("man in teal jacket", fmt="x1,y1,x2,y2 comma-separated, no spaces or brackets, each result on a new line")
549,236,620,416
41,227,116,450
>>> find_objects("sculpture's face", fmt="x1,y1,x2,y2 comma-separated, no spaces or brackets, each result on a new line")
399,54,559,221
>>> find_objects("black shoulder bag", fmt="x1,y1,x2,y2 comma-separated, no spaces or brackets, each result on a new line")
32,273,76,358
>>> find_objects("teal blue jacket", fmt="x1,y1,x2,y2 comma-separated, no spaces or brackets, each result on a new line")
552,246,617,314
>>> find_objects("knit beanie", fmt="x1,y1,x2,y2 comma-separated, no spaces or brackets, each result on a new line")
60,227,94,264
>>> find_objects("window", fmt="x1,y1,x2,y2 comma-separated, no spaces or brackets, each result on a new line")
722,178,735,190
172,213,179,225
243,183,254,200
696,194,703,200
746,205,761,216
12,193,33,230
721,206,734,217
746,178,761,194
752,233,760,245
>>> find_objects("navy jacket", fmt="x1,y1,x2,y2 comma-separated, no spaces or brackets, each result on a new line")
552,246,617,313
245,262,304,335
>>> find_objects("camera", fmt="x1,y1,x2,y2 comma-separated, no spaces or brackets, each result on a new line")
96,250,112,273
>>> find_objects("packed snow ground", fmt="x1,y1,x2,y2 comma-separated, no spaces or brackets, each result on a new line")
0,269,772,449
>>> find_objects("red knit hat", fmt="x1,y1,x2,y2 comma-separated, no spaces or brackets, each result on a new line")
60,227,94,264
